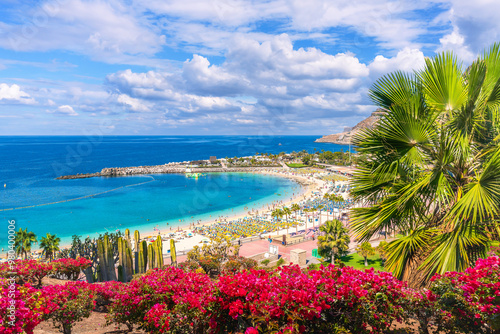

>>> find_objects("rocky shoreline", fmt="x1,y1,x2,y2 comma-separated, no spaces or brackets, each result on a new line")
315,110,384,144
56,165,284,179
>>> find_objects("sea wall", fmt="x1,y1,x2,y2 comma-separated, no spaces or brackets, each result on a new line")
56,165,284,179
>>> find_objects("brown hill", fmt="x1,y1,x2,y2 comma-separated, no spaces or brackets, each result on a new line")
315,110,385,144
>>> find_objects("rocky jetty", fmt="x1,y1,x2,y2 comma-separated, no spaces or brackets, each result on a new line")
315,110,385,144
56,164,283,180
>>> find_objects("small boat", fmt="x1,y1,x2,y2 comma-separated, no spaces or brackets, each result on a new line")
278,143,282,146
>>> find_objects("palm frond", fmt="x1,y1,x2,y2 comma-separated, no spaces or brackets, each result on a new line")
418,52,467,113
384,227,434,280
419,224,488,278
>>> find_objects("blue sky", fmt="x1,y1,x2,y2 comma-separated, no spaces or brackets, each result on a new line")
0,0,498,135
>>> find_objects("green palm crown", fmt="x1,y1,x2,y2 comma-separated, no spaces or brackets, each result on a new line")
350,44,500,286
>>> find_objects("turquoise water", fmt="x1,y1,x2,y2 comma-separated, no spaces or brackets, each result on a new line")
0,135,345,249
1,173,300,248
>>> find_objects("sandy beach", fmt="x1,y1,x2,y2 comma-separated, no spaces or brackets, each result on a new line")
5,167,347,259
136,168,340,254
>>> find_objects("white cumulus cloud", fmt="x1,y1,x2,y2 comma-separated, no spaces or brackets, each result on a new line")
48,105,78,116
0,83,35,104
117,94,150,112
369,48,426,78
436,27,475,64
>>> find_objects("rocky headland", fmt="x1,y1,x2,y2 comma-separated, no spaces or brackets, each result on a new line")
315,110,385,144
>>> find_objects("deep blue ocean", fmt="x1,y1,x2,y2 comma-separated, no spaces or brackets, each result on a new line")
0,136,346,248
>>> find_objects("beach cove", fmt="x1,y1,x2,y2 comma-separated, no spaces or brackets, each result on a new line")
0,170,308,251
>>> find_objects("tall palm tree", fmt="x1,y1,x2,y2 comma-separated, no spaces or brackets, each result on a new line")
271,208,283,232
14,228,37,260
282,207,291,222
282,207,292,234
39,233,61,261
323,194,331,220
271,208,283,221
317,219,350,264
328,193,344,220
350,45,500,286
303,208,311,228
310,207,318,228
291,204,301,232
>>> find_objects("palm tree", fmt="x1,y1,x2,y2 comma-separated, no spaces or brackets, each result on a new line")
311,207,319,228
282,207,292,234
304,208,313,228
327,193,344,220
316,205,324,226
14,228,37,260
317,219,350,264
323,194,331,220
271,208,283,221
291,204,301,232
271,208,283,232
39,233,61,261
350,44,500,286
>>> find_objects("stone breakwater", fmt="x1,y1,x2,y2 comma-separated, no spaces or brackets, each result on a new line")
56,164,284,179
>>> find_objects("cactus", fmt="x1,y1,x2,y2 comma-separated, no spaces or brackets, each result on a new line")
155,236,163,268
96,264,102,282
97,239,107,281
125,228,131,243
126,247,134,280
117,236,135,282
138,240,147,273
118,237,124,268
104,235,117,281
134,230,140,251
170,239,177,267
117,265,123,282
148,243,155,269
117,237,126,282
83,266,94,283
134,230,140,273
97,235,116,282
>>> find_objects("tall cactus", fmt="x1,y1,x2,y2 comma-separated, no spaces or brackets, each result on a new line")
118,237,124,269
97,235,117,282
118,236,135,282
117,237,126,282
134,230,140,251
170,239,177,267
148,243,155,269
96,264,103,282
125,228,131,243
97,239,107,281
138,240,147,273
134,230,140,274
155,236,163,268
104,235,117,281
117,265,124,282
126,247,134,280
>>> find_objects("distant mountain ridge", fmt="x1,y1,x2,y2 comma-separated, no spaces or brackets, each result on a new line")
315,110,385,144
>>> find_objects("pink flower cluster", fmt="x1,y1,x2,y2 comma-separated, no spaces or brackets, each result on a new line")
0,260,53,287
0,258,91,287
0,279,48,334
216,265,408,333
51,258,92,280
41,281,95,333
104,268,215,332
429,256,500,331
2,256,500,333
